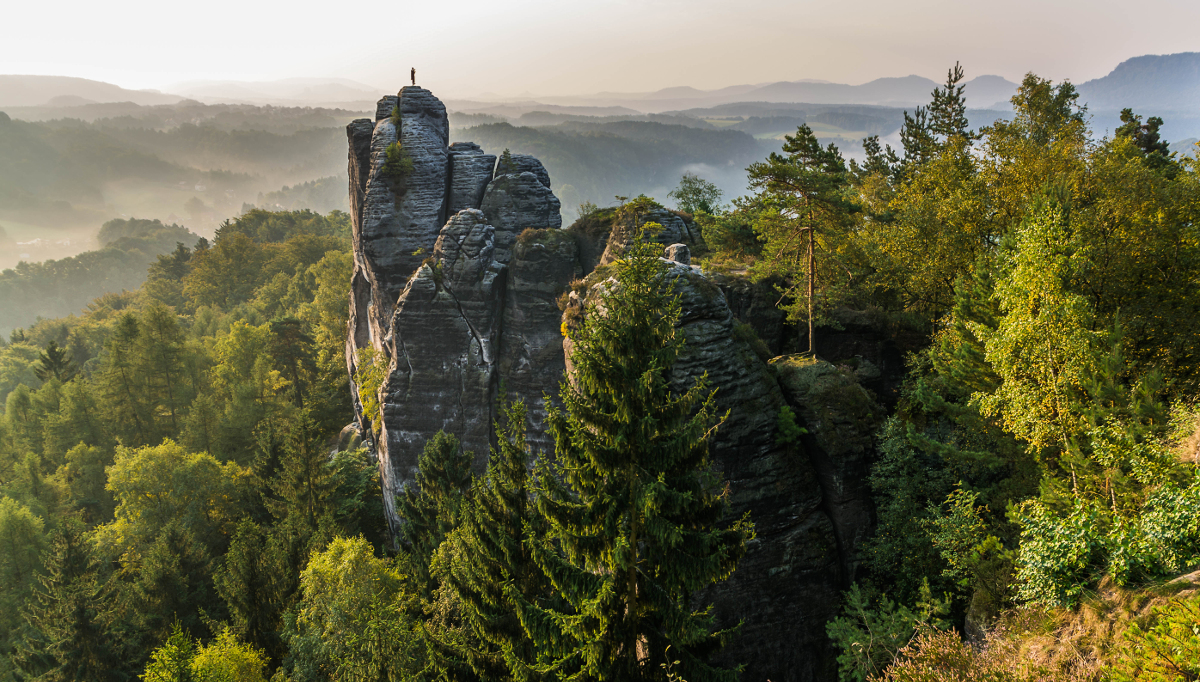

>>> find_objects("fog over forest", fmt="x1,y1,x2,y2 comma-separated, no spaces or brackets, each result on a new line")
4,4,1200,680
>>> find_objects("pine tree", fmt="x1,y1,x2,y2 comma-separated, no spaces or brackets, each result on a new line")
528,240,754,682
746,124,852,353
398,431,475,562
929,62,972,141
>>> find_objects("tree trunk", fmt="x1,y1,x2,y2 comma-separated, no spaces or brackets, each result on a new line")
808,222,815,355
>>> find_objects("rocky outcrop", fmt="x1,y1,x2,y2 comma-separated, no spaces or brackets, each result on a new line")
660,266,843,682
773,356,884,582
377,210,505,531
599,207,703,265
664,242,691,264
346,87,572,538
345,86,876,681
498,229,580,454
447,142,495,214
481,169,562,264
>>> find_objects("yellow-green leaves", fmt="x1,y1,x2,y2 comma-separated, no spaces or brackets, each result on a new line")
971,200,1103,451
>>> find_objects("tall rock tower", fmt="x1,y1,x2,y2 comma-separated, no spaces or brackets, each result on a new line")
345,87,568,536
345,87,879,682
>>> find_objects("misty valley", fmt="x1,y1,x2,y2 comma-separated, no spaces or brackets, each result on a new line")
2,51,1200,682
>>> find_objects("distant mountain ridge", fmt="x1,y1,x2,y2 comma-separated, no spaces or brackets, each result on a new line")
1077,52,1200,113
534,75,1019,113
0,75,183,107
166,77,384,105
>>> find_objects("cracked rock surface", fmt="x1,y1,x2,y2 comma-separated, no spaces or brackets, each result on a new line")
345,87,873,682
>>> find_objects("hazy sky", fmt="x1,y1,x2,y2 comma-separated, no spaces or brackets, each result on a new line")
4,0,1199,98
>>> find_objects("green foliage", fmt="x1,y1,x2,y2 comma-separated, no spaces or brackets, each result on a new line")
775,405,807,446
695,195,764,260
0,497,45,669
1111,593,1200,682
826,582,950,682
381,142,414,186
530,238,754,682
668,172,723,215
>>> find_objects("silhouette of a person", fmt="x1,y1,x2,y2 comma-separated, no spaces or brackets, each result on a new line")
411,67,416,86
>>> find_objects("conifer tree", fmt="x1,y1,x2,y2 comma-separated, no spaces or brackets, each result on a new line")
269,317,316,409
215,520,288,663
34,340,76,384
747,124,852,353
267,413,337,534
437,400,553,681
529,240,754,682
98,312,153,445
17,517,122,681
929,62,971,141
398,431,475,562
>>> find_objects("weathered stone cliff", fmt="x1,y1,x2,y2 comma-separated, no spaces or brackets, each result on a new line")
344,87,879,682
345,87,573,535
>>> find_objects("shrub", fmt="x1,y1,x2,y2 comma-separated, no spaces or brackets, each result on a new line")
382,141,414,186
826,582,950,682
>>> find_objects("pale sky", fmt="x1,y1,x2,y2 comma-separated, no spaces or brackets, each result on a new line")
3,0,1199,98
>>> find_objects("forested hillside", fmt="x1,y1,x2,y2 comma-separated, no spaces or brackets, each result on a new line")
0,217,200,336
0,103,360,267
694,67,1200,679
2,65,1200,682
452,120,766,215
0,208,371,680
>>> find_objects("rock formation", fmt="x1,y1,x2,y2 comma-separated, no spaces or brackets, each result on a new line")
344,87,879,682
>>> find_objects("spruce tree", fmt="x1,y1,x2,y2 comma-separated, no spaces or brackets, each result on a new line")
34,340,76,383
437,400,553,681
18,517,123,681
529,240,754,682
398,431,475,562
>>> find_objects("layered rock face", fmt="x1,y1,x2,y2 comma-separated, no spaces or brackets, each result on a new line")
345,87,877,681
345,87,572,536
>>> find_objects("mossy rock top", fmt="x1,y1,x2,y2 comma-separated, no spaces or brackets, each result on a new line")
770,355,851,399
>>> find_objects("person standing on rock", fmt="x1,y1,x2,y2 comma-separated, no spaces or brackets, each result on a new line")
411,67,415,86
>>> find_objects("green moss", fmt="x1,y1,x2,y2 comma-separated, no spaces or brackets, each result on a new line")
353,347,388,436
733,321,772,363
566,207,618,237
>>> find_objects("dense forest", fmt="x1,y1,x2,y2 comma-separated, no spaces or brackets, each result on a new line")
695,68,1200,679
1,65,1200,682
